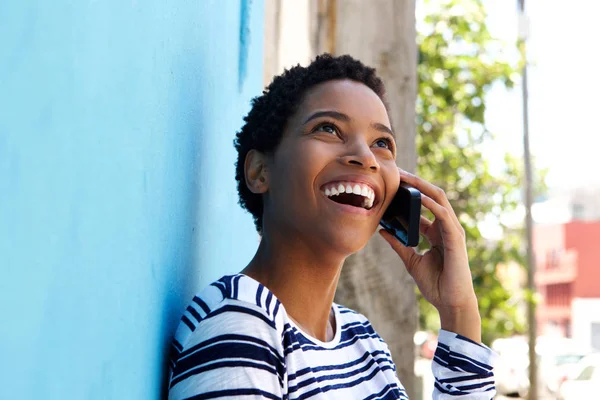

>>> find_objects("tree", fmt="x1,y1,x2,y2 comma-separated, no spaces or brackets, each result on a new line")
416,0,546,345
310,0,419,397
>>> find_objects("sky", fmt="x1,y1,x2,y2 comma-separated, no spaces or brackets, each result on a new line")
483,0,600,191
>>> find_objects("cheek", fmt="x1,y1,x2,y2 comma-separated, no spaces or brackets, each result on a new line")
269,143,323,206
382,163,401,207
278,140,331,180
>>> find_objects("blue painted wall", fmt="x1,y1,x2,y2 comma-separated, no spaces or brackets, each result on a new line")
0,1,263,398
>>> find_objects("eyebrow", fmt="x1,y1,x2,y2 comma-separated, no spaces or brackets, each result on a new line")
372,122,394,137
304,110,350,124
303,110,395,138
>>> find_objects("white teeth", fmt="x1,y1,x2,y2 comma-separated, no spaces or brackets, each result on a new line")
323,182,376,209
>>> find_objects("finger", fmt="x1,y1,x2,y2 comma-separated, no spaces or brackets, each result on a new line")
399,170,461,230
399,170,463,234
419,215,433,235
379,229,419,274
419,215,443,246
399,170,451,208
420,193,461,239
420,194,463,236
423,194,463,235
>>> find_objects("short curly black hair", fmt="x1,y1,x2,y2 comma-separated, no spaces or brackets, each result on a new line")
234,53,387,232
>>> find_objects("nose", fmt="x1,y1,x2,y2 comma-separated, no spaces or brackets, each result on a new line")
339,140,380,171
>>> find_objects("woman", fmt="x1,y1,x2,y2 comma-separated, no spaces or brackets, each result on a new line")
168,54,496,399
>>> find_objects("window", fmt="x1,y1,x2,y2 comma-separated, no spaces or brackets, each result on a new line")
572,203,584,220
546,249,562,269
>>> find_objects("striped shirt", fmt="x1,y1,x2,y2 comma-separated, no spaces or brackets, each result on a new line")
168,274,497,399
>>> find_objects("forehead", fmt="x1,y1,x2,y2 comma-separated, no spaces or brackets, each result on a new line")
294,79,390,126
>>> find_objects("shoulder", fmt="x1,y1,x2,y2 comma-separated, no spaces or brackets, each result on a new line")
172,275,286,351
175,275,283,347
168,275,287,397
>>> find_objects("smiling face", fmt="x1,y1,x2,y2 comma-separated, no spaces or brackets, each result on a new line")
260,79,401,256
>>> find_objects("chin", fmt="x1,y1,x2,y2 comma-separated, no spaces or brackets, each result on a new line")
320,225,374,257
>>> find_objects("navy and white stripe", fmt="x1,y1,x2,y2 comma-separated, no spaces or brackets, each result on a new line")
431,331,497,398
169,274,497,399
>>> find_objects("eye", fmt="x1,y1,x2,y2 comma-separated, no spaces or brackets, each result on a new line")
313,122,339,136
374,137,394,150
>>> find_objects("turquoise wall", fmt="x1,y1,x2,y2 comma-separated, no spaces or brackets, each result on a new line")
0,0,263,398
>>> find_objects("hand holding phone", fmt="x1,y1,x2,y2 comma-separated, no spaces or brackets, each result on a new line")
379,182,421,247
380,170,481,342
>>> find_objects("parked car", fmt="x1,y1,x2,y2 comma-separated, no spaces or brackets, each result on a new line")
540,352,588,395
536,337,591,395
558,353,600,400
491,336,592,398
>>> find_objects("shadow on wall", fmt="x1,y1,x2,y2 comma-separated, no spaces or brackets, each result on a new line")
157,51,206,399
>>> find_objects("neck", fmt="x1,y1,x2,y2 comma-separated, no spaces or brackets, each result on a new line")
241,227,345,342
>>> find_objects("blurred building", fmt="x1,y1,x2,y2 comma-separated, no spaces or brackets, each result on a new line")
534,221,600,350
533,186,600,223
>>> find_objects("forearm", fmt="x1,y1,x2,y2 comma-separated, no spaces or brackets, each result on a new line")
438,299,482,344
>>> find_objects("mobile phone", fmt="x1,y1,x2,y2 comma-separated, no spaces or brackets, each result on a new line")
379,182,421,247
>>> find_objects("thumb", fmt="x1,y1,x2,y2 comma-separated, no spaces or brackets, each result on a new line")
379,229,418,274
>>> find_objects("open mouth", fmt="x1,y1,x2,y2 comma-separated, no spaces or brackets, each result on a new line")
321,182,375,210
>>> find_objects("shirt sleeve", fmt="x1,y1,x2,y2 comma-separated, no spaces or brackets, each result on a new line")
168,301,285,400
431,329,497,399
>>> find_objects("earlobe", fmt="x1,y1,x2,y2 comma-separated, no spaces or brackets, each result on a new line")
244,150,269,194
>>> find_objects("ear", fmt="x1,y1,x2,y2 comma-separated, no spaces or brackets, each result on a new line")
244,150,269,194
